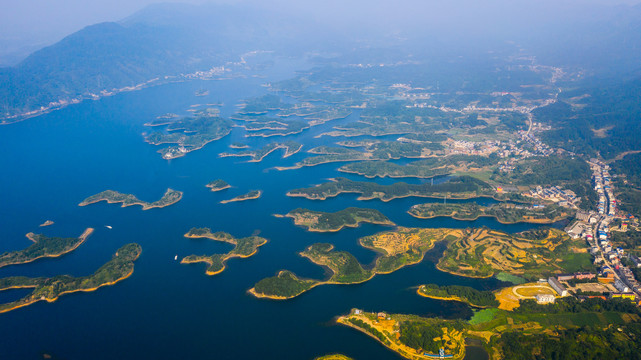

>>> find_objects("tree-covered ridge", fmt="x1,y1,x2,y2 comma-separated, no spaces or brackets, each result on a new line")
0,243,141,314
491,155,591,186
437,228,593,280
219,141,302,162
252,271,318,299
206,179,230,192
181,228,267,275
79,188,183,210
0,228,93,268
283,207,394,232
144,113,233,159
408,202,573,224
220,190,262,204
535,78,641,159
417,284,499,308
287,176,497,202
339,154,500,179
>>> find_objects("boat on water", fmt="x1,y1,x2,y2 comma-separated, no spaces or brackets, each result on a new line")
105,225,112,229
174,255,178,260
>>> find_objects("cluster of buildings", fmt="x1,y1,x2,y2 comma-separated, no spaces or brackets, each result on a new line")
524,186,579,208
590,159,617,216
443,139,502,156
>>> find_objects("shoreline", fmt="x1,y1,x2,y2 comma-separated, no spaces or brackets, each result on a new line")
0,262,136,314
78,190,182,210
407,212,565,225
416,287,491,309
220,191,262,204
1,228,94,268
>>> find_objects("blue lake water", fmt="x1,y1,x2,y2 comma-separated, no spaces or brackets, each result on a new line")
0,59,543,359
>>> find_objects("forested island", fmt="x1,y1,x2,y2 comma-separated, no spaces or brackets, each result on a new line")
79,188,183,210
0,228,93,268
278,207,394,232
206,179,230,192
408,202,573,224
219,141,302,162
144,113,233,159
0,243,141,314
220,190,261,204
287,176,505,202
181,228,267,275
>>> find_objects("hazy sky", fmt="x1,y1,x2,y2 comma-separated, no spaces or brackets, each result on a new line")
1,0,640,65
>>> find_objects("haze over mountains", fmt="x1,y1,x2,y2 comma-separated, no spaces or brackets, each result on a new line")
2,0,641,122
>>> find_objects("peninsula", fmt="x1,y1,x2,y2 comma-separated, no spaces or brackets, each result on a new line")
0,243,141,314
206,179,231,192
181,228,267,275
408,202,573,224
79,188,183,210
220,190,261,204
250,228,455,299
277,207,394,232
0,228,93,268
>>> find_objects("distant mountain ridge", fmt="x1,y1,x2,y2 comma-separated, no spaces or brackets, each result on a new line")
2,1,641,123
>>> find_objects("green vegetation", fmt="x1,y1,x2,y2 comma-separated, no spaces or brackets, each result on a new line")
340,295,641,360
181,228,267,275
418,284,500,307
206,179,230,192
408,202,573,224
252,271,318,299
302,243,373,284
220,190,262,204
0,243,141,313
251,227,454,299
144,114,232,159
287,176,499,202
280,141,446,170
611,230,641,251
0,228,92,268
219,141,302,161
437,228,593,280
314,354,353,360
339,154,499,179
491,155,591,186
282,207,393,232
79,188,183,210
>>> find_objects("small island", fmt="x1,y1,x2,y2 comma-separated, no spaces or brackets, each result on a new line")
79,188,183,210
0,228,93,268
0,243,141,314
315,355,353,360
206,179,231,192
230,143,249,149
277,207,394,232
220,190,261,204
39,220,54,227
408,202,572,224
181,228,267,275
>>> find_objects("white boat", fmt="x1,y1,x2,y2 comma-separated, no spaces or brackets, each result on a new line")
174,255,178,261
105,225,112,229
